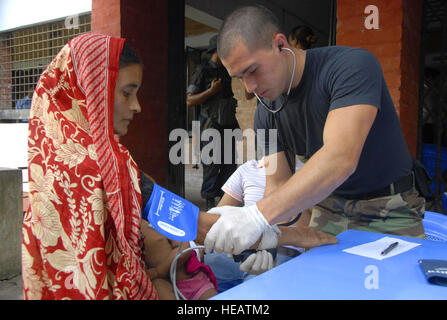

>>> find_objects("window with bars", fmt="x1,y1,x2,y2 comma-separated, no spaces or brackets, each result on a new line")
0,13,91,120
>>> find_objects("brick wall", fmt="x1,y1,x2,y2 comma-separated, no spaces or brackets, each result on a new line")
337,0,422,156
91,0,121,37
231,78,257,132
231,78,258,162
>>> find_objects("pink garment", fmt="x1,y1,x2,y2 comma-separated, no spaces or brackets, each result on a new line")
176,271,215,300
176,251,218,300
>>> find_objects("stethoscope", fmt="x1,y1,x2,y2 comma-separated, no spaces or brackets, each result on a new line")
252,45,310,161
253,46,297,114
252,46,304,227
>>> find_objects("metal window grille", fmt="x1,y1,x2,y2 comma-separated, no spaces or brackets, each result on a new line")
0,13,91,120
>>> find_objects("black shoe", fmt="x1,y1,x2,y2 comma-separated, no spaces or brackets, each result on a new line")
206,198,216,211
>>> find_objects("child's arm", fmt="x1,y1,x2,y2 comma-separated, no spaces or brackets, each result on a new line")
141,220,192,279
216,193,242,207
155,240,192,281
168,240,192,270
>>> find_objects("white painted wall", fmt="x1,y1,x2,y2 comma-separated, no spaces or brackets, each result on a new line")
0,123,29,191
0,0,92,32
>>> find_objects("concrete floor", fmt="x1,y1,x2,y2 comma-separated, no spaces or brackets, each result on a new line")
0,163,207,300
0,275,22,300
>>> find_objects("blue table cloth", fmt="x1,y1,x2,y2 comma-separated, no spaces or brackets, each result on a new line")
213,230,447,300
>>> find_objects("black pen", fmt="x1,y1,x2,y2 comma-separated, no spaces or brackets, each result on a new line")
381,241,399,256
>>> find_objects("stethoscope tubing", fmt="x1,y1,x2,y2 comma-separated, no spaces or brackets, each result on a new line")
254,47,297,114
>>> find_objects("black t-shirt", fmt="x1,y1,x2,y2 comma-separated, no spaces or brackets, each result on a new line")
254,46,413,195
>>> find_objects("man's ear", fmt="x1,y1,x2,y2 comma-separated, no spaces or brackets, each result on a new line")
273,33,289,52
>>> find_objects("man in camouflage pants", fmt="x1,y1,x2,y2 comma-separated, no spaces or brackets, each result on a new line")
202,6,427,257
310,188,426,238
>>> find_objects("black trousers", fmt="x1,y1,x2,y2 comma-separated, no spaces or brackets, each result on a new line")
200,125,239,200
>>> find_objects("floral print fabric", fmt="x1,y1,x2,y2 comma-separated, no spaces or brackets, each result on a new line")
22,33,157,300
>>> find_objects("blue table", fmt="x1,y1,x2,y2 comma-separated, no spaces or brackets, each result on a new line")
212,230,447,300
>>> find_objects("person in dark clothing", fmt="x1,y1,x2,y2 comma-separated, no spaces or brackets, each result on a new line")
288,25,317,50
186,35,240,210
203,5,426,257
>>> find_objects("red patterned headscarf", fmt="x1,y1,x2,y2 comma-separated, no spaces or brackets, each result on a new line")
22,33,157,300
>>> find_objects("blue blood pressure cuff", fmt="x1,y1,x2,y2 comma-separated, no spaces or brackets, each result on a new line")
142,184,199,241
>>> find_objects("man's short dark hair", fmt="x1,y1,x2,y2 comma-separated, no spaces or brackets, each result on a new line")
217,5,282,59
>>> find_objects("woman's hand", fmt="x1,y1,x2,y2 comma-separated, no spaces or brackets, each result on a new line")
280,225,338,249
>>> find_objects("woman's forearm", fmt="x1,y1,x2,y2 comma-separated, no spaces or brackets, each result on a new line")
277,225,338,249
195,211,219,244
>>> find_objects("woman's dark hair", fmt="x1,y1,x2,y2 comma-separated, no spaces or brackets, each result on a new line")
119,42,142,68
288,25,317,49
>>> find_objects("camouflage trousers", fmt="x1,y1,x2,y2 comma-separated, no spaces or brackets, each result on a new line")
309,187,426,239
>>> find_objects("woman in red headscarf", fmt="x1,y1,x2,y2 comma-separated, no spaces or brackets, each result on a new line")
22,32,337,300
22,33,157,300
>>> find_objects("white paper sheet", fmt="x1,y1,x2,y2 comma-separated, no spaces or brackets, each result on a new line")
342,236,421,260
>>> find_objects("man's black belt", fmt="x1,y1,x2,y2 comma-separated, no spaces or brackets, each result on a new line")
334,171,414,201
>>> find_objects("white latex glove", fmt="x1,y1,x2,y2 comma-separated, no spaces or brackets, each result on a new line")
240,250,274,275
207,206,234,258
258,225,281,250
238,224,280,274
208,207,281,257
204,204,277,255
210,206,281,248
